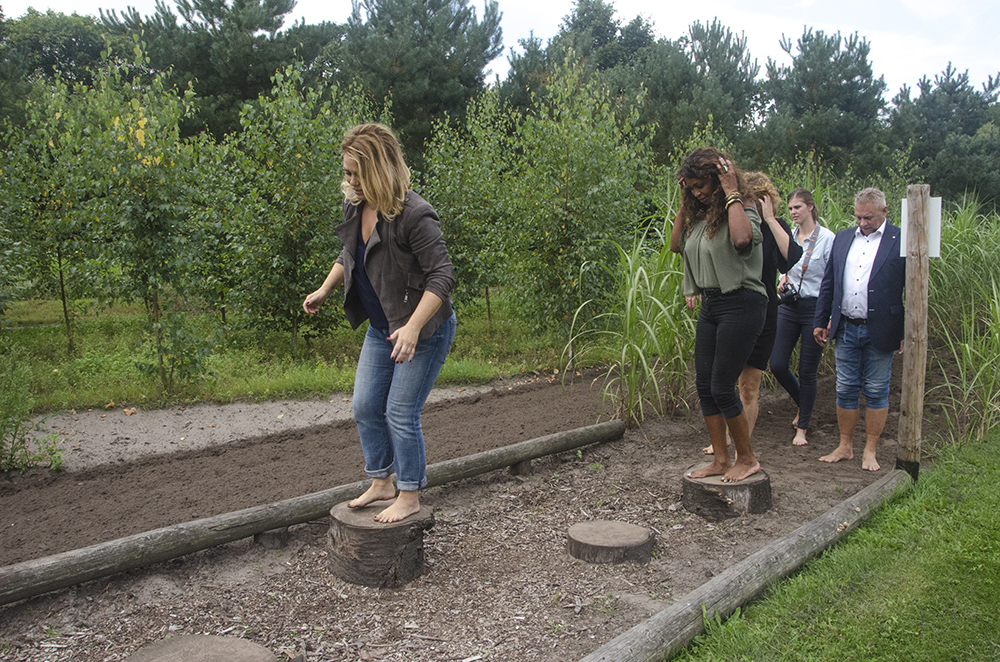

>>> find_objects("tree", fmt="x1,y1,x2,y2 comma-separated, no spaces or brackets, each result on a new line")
422,89,520,310
338,0,503,163
547,0,653,73
102,0,341,139
4,8,123,85
506,58,655,332
226,65,379,351
762,28,888,173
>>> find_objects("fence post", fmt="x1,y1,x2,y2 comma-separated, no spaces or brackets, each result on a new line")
896,184,930,480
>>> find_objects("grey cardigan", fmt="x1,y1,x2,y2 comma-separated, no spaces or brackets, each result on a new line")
335,192,455,340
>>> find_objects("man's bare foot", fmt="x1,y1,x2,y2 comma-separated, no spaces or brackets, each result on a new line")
792,428,808,446
819,445,854,463
687,460,730,479
861,449,881,471
374,491,420,523
722,460,760,483
348,479,396,509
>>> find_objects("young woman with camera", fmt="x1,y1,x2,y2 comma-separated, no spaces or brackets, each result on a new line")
769,189,835,447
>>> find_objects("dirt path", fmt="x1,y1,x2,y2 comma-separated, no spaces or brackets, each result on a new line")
0,363,923,661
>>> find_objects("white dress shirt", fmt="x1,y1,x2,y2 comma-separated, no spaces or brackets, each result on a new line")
841,225,884,319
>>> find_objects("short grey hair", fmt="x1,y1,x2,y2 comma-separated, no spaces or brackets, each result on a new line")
855,187,887,209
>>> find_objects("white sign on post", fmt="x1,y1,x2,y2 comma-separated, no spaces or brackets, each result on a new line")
900,197,942,258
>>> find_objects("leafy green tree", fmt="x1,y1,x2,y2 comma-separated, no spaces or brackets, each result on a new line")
547,0,653,73
4,8,123,85
762,28,887,173
498,33,550,113
102,0,341,139
226,65,379,350
890,64,1000,207
506,59,655,332
422,89,520,309
338,0,503,162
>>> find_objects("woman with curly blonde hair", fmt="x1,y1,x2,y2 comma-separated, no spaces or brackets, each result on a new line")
670,147,767,482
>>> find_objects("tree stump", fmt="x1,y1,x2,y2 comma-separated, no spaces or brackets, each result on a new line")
327,500,435,588
124,635,277,662
682,465,772,521
567,520,655,564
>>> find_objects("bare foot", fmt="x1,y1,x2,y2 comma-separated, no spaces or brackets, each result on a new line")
791,413,799,429
702,438,733,455
792,428,808,446
687,460,730,479
861,449,881,472
722,460,760,483
374,491,420,523
819,445,854,463
348,479,396,508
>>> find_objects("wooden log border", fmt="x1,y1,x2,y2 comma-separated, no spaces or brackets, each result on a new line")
0,420,625,606
577,469,914,662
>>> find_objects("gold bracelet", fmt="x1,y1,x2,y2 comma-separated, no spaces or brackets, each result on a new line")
725,196,743,210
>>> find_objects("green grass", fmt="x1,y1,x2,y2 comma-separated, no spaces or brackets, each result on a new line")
675,432,1000,662
2,294,579,413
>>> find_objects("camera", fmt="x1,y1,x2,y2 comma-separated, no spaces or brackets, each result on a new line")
778,281,799,305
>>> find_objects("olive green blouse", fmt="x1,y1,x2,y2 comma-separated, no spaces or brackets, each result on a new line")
682,206,765,297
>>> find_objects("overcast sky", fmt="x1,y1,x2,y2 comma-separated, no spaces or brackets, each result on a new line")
3,0,999,99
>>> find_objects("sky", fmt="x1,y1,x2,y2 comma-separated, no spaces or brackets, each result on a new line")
3,0,999,99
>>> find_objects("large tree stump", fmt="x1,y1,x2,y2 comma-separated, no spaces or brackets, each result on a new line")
567,520,655,564
682,465,772,521
327,500,435,588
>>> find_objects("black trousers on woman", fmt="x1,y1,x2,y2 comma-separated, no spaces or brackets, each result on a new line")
694,288,767,419
769,296,825,430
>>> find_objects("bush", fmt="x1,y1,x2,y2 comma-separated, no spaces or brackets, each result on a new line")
0,339,63,472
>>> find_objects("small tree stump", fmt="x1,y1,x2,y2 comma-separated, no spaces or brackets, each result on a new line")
567,520,655,564
125,635,277,662
682,465,772,521
328,500,435,588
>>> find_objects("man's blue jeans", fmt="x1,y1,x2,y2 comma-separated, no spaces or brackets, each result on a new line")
352,313,457,491
833,320,894,410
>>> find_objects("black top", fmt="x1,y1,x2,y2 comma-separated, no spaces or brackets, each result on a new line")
761,217,803,331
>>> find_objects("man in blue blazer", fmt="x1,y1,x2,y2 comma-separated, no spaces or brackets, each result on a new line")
813,188,905,471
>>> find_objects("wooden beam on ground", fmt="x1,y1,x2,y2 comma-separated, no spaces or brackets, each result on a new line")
577,469,913,662
0,420,624,606
897,184,931,480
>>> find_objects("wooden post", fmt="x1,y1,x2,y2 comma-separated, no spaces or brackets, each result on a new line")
897,184,931,481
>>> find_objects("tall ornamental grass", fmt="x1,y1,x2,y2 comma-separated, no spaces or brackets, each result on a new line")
566,220,696,426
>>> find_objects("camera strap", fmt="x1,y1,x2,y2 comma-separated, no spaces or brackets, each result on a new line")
796,225,821,291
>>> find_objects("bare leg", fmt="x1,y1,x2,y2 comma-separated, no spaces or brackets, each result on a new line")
374,489,421,523
348,476,396,508
706,366,760,453
820,406,858,463
722,409,760,482
862,407,888,471
792,426,809,446
689,414,732,477
791,412,799,428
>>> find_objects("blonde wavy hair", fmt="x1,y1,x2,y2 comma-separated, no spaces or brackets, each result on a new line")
340,123,411,220
743,171,783,211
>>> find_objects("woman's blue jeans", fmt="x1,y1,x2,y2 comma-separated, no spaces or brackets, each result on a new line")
694,289,767,419
770,297,825,429
352,313,456,491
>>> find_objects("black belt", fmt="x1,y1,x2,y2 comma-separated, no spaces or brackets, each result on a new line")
844,317,867,325
701,288,723,298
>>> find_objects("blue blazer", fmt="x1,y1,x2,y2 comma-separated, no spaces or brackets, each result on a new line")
813,222,906,354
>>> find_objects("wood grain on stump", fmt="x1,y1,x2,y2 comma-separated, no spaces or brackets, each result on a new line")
567,520,654,564
682,465,772,521
125,635,277,662
328,500,435,588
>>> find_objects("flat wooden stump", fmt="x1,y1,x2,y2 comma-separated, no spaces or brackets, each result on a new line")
328,499,435,588
125,635,277,662
567,520,655,564
682,465,772,521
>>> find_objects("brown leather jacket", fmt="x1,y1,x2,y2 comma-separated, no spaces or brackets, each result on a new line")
335,192,454,340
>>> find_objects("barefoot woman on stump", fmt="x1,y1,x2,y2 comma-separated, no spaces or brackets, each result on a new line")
303,123,456,522
671,148,767,483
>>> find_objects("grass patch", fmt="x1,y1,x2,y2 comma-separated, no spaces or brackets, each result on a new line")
3,294,580,413
675,433,1000,661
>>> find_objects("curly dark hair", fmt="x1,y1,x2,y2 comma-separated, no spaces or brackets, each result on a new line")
677,147,749,239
